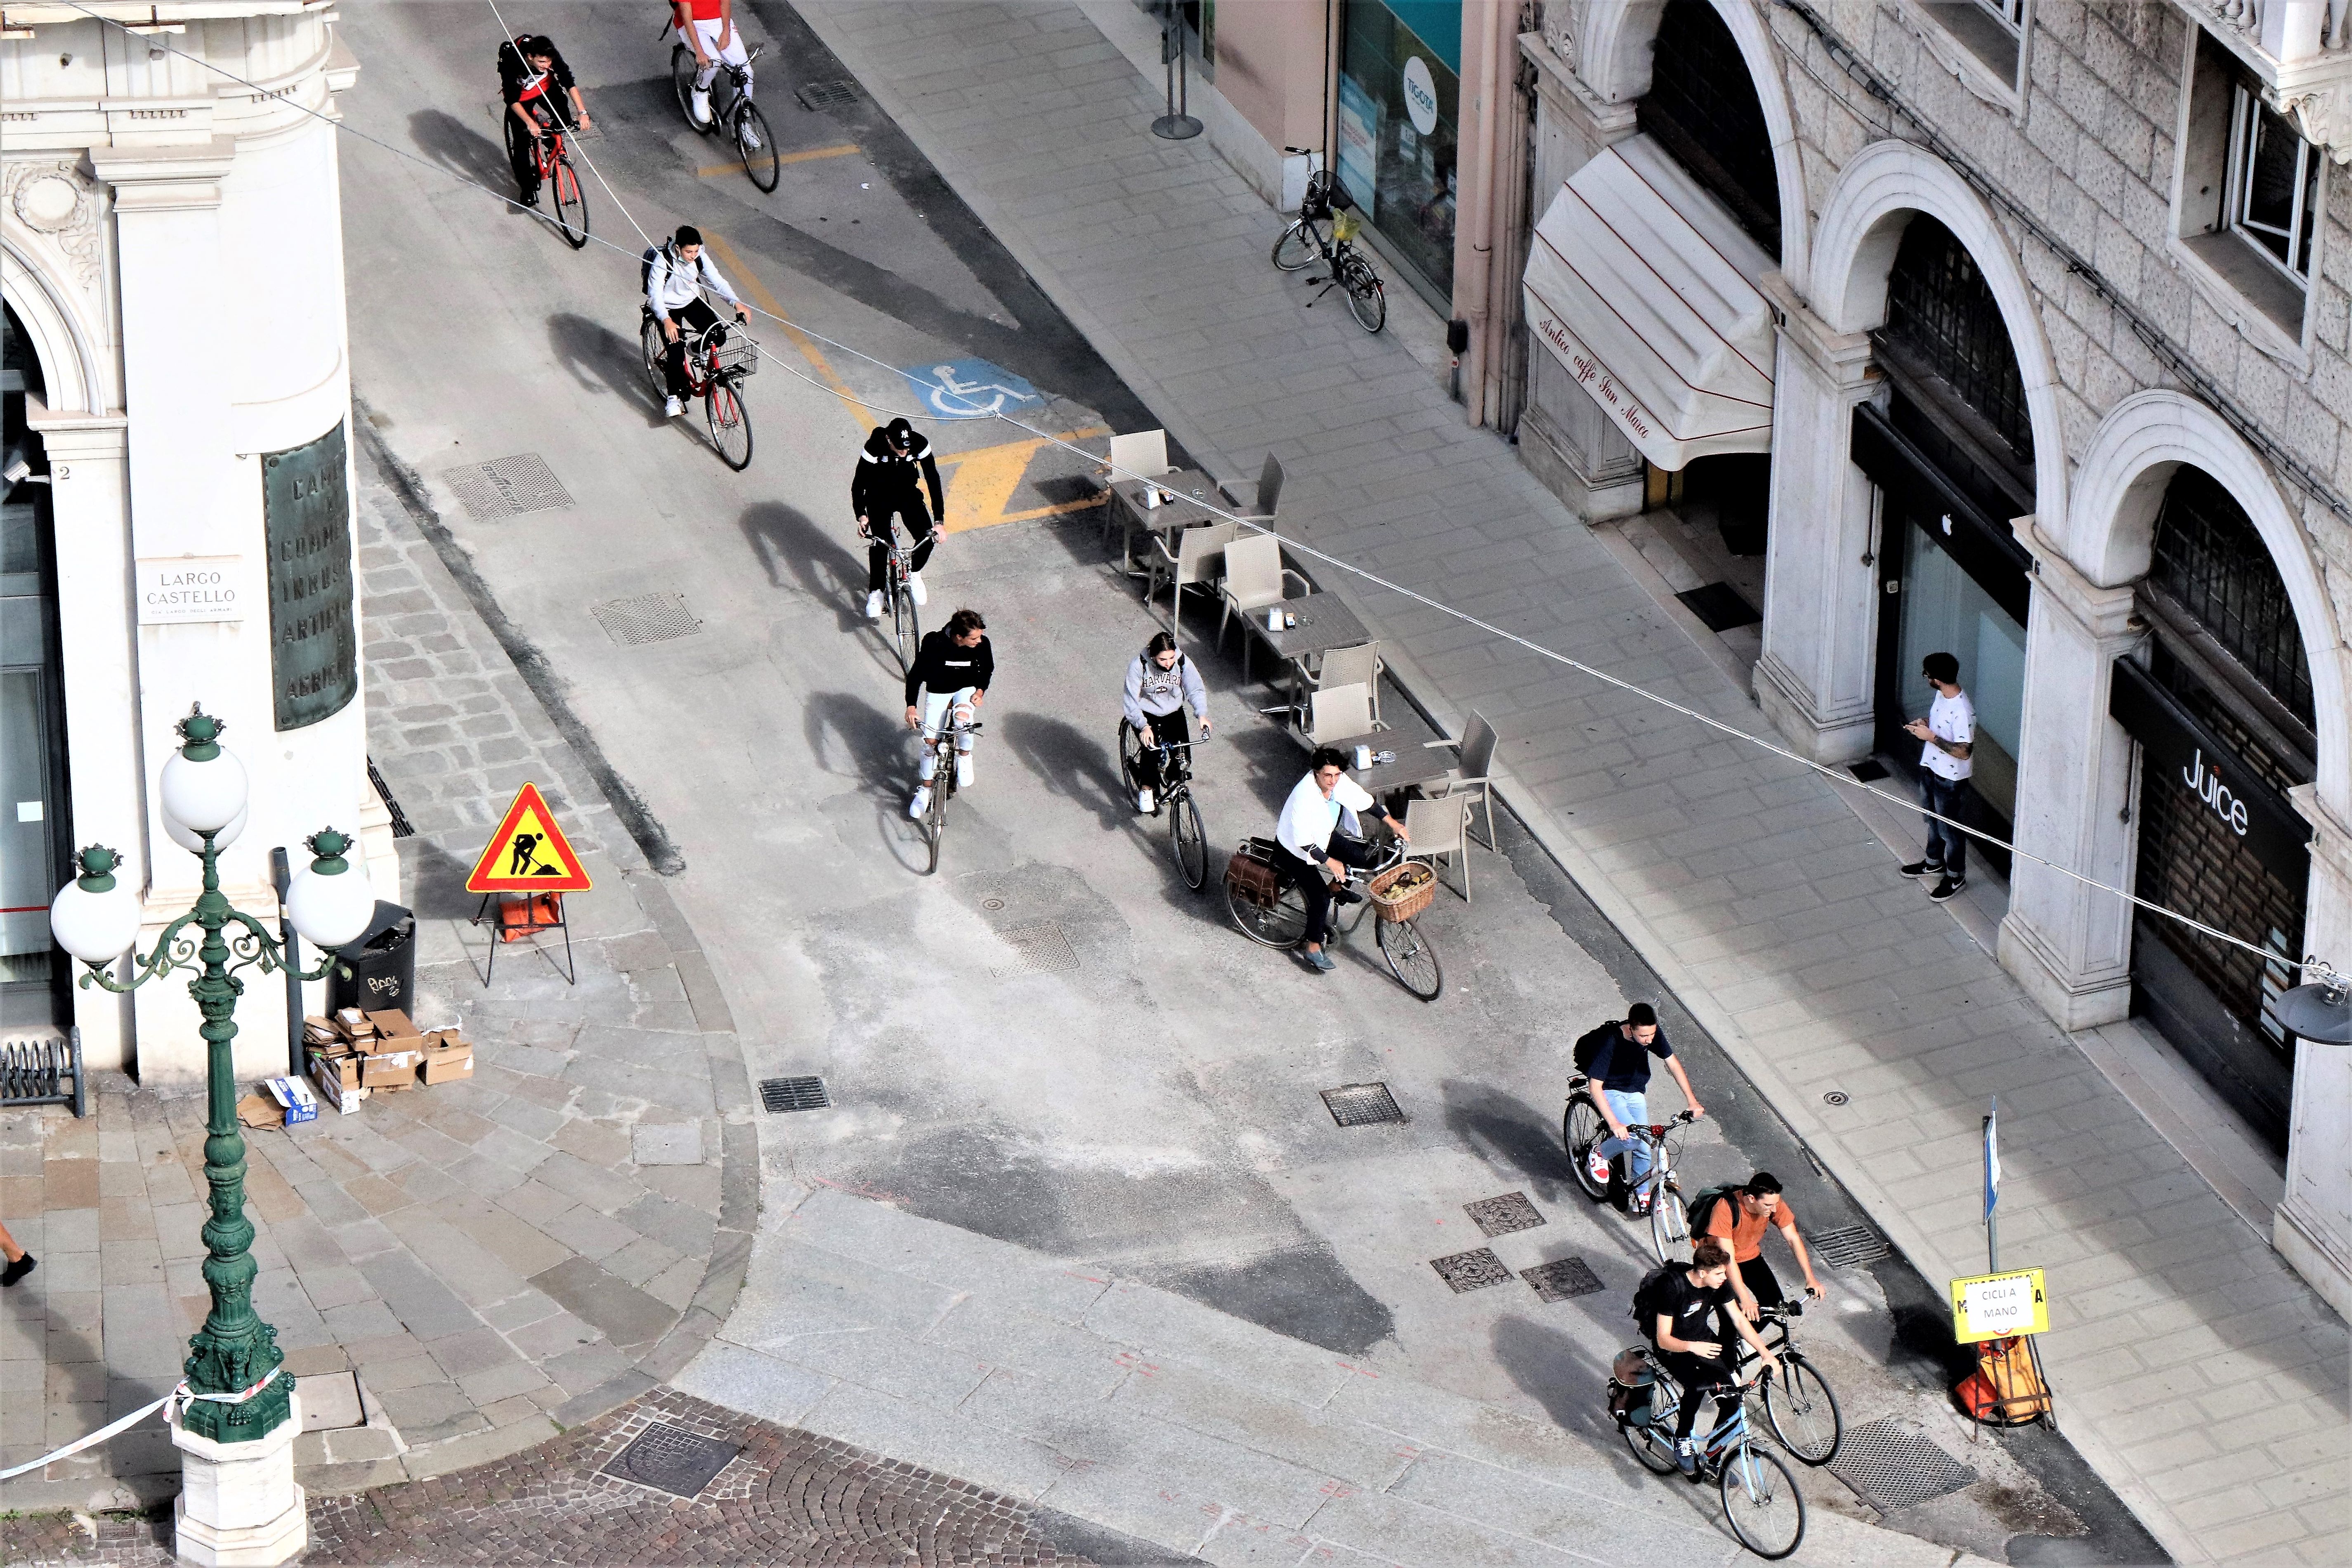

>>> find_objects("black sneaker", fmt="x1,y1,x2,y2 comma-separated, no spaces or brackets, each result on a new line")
1929,875,1966,902
1330,886,1365,907
1900,860,1945,879
1,1253,35,1287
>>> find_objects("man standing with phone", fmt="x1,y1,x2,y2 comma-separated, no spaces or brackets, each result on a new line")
1901,650,1975,904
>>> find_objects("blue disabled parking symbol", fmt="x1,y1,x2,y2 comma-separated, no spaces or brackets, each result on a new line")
899,358,1041,418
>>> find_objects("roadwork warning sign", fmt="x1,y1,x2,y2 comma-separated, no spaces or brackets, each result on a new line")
465,782,591,893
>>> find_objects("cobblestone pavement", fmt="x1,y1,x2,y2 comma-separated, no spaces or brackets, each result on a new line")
0,1388,1155,1566
791,2,2347,1561
0,439,754,1511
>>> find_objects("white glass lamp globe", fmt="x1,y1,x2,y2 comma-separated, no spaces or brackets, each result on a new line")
51,846,142,965
164,803,248,855
286,829,375,949
157,705,248,835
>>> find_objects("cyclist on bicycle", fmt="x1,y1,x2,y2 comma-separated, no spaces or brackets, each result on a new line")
1573,1004,1706,1214
669,0,751,130
646,224,750,420
1643,1237,1781,1476
1123,631,1210,815
499,34,591,210
906,608,991,819
855,417,946,621
1276,748,1408,973
1698,1171,1828,1322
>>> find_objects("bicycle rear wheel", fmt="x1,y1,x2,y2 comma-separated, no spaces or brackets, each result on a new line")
1341,252,1387,333
1762,1357,1842,1465
1564,1096,1609,1198
1171,793,1207,891
1117,718,1145,801
1649,1183,1689,1264
551,156,589,250
737,102,780,191
892,583,920,677
1623,1412,1679,1475
672,45,708,129
1377,916,1443,1000
1272,219,1323,272
640,315,669,404
1721,1445,1805,1559
706,377,753,470
1227,876,1308,948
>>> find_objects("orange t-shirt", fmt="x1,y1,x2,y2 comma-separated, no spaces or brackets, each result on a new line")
1704,1193,1795,1263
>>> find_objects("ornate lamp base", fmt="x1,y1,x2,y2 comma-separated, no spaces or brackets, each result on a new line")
167,1392,306,1567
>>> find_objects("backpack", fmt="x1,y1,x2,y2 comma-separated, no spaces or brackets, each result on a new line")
1573,1022,1621,1076
1630,1262,1681,1341
640,244,663,297
1684,1184,1739,1245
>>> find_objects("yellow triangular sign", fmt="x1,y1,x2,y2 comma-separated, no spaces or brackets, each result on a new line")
465,783,591,893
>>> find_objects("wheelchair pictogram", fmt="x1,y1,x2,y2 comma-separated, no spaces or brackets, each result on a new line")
899,358,1041,418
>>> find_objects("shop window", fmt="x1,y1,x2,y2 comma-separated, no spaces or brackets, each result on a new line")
1880,216,2034,470
1636,0,1782,259
2150,465,2314,730
2174,28,2322,346
1337,0,1458,309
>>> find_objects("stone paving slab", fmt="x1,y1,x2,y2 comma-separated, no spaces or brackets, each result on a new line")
791,3,2349,1561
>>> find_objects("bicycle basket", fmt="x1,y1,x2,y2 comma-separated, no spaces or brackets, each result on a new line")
709,331,759,379
1224,837,1285,909
1333,208,1363,243
1368,861,1436,922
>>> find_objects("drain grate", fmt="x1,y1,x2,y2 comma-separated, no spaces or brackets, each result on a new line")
1520,1256,1606,1303
1675,581,1762,633
796,79,860,111
1829,1419,1977,1512
992,920,1079,978
593,591,704,647
1847,758,1890,783
442,453,574,520
1464,1192,1546,1237
758,1075,831,1114
601,1422,740,1498
1320,1082,1404,1128
1810,1223,1891,1269
1430,1248,1514,1294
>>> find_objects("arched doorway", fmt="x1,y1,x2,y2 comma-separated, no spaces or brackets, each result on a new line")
1,302,71,1030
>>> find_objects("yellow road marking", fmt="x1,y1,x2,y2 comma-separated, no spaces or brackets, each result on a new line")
696,143,860,177
697,230,875,437
937,425,1109,532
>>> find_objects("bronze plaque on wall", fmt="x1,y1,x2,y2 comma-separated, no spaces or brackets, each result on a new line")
263,421,357,730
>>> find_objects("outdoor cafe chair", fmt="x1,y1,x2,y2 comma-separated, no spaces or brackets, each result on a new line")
1145,519,1237,643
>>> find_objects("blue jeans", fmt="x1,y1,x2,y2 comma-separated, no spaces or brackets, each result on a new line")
1597,1089,1652,1186
1920,774,1977,879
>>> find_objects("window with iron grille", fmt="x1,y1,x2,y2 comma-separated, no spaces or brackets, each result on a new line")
2151,466,2314,730
1882,217,2034,465
1636,0,1782,259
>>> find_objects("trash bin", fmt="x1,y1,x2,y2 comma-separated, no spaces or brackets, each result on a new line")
326,901,416,1018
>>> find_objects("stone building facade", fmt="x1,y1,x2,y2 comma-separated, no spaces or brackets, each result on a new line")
1517,0,2352,1317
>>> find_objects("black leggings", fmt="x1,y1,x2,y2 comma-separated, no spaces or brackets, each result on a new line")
504,104,562,198
1132,706,1193,792
866,506,937,593
1739,1254,1784,1312
1277,833,1380,947
660,298,724,401
1660,1349,1739,1441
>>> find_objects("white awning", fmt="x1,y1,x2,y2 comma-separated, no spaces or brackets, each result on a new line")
1521,135,1776,472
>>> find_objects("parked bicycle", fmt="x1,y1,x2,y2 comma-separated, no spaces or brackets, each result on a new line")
1271,149,1386,334
670,38,780,192
1612,1349,1807,1559
1224,834,1441,999
1117,730,1208,891
1727,1302,1843,1465
917,714,981,875
508,119,588,249
874,526,921,676
638,315,756,470
1564,1086,1694,1263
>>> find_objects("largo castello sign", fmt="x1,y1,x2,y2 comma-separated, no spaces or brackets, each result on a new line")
136,556,255,625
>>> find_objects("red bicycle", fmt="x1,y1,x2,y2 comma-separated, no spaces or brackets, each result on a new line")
638,312,756,470
506,111,589,250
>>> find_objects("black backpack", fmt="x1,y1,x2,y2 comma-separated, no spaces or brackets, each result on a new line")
1573,1021,1621,1076
1685,1184,1739,1245
1631,1263,1681,1341
640,244,663,297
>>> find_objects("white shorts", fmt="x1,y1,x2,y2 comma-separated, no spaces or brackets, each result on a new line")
678,18,750,87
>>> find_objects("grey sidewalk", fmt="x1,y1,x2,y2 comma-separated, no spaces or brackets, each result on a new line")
793,2,2346,1561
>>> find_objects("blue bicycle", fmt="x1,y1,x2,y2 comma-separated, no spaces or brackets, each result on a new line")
1613,1347,1806,1558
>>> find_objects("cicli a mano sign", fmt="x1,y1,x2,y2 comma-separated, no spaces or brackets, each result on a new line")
136,556,252,624
263,422,357,731
2110,656,2309,881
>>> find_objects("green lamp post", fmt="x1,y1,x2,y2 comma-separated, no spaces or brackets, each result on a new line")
49,705,378,1444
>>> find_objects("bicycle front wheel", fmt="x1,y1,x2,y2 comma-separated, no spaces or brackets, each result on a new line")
923,767,947,875
671,45,707,128
706,377,753,470
1272,219,1322,272
1227,876,1308,949
1377,916,1443,1001
1762,1357,1842,1466
1564,1096,1609,1199
736,102,781,191
1341,252,1387,333
551,156,588,250
892,584,920,676
1649,1184,1690,1265
1171,793,1207,891
1721,1444,1805,1560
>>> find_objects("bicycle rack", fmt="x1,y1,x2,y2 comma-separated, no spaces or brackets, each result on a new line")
1,1029,87,1118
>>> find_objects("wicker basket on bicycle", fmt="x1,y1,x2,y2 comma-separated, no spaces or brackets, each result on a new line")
1368,860,1436,922
708,330,759,380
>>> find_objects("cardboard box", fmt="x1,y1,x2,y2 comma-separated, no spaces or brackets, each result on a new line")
361,1049,422,1087
364,1009,425,1052
309,1049,363,1091
419,1044,474,1084
303,1015,342,1045
236,1092,280,1129
308,1057,366,1115
264,1076,318,1126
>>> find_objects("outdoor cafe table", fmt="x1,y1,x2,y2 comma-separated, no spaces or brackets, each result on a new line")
1247,591,1371,686
1319,716,1456,802
1108,468,1221,574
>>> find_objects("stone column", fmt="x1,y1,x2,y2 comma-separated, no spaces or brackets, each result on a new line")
1753,281,1880,763
1997,517,2141,1030
166,1389,306,1567
2279,784,2352,1320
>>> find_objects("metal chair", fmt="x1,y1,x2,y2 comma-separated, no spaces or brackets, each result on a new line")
1313,642,1381,725
1219,534,1311,679
1102,430,1174,548
1422,709,1499,849
1403,793,1473,903
1302,682,1377,746
1145,519,1236,642
1222,452,1285,522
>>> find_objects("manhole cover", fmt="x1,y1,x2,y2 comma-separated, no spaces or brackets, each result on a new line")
1829,1419,1976,1512
981,898,1006,911
796,79,860,111
601,1422,740,1498
992,920,1079,977
1823,1091,1850,1107
758,1075,830,1113
1521,1256,1606,1303
593,591,703,647
1430,1248,1513,1294
1320,1082,1403,1127
1464,1192,1545,1237
1810,1224,1890,1269
442,453,574,520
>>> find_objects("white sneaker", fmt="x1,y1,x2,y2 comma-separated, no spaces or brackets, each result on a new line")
909,787,930,819
690,89,711,125
907,570,928,607
664,394,684,418
864,590,883,620
1137,787,1155,815
956,755,973,788
740,122,762,150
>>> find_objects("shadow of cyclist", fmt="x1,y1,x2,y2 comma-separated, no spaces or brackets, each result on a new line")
996,712,1126,831
547,312,664,424
409,108,517,196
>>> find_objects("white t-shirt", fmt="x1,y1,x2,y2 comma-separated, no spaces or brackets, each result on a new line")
1278,772,1375,864
1921,689,1975,781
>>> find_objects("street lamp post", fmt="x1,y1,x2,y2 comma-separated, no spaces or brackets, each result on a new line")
49,705,376,1567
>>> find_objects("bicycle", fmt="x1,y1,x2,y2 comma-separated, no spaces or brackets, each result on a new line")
639,313,757,471
1724,1302,1843,1465
1117,728,1208,891
670,37,780,193
1563,1085,1694,1264
1270,150,1387,334
507,112,588,249
916,712,981,876
1613,1349,1807,1559
869,524,921,676
1223,834,1441,999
